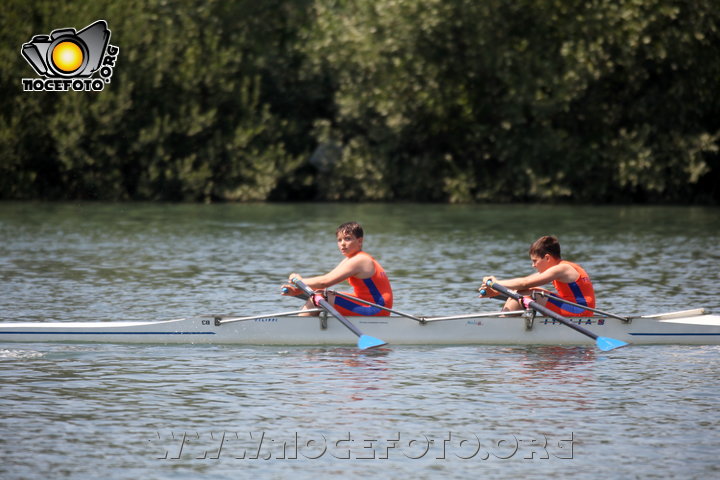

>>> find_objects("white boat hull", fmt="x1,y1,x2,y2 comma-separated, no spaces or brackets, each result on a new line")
1,309,719,346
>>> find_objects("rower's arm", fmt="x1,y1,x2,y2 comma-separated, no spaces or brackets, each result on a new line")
486,264,579,291
292,255,373,290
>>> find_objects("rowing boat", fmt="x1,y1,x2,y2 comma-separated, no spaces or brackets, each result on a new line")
0,308,718,346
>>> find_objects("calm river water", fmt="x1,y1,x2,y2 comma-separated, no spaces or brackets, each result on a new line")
1,202,719,479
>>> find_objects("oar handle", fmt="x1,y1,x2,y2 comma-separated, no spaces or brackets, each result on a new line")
282,286,310,300
484,280,521,303
291,278,363,338
478,286,508,302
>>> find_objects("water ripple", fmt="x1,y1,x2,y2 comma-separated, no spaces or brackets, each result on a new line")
1,203,719,479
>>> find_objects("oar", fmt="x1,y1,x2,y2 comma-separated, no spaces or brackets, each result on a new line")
327,290,425,323
531,290,630,322
281,288,311,301
484,280,628,351
291,278,387,350
215,308,322,325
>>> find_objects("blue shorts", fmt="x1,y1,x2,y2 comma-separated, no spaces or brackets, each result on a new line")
333,293,389,316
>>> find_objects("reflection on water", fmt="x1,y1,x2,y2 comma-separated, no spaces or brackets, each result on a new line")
2,342,720,479
496,346,598,410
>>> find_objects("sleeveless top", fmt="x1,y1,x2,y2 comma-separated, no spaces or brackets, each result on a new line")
549,260,595,316
347,252,393,309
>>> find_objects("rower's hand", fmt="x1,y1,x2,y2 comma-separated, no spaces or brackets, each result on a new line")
478,276,499,298
282,273,304,296
281,284,302,296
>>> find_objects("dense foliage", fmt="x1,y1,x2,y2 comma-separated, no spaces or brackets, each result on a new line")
1,0,718,202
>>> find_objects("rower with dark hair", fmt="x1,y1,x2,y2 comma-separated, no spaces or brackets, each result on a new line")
281,222,393,316
479,235,596,317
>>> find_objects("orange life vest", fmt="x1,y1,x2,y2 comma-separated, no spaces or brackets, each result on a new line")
548,261,595,316
335,252,393,316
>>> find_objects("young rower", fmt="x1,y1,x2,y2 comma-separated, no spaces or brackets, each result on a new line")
479,235,595,317
281,221,393,316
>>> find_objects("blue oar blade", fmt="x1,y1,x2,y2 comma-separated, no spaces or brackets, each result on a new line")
596,336,629,351
358,334,387,350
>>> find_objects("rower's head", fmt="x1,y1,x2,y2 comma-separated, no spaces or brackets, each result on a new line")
336,222,363,239
529,235,561,272
336,222,364,257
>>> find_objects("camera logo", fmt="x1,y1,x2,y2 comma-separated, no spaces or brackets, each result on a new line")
21,20,119,92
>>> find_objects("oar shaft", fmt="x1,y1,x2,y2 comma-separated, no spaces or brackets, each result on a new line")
216,309,322,325
328,290,424,322
291,278,363,337
533,291,629,322
423,311,525,322
526,297,599,340
291,278,386,350
487,281,599,340
318,297,364,337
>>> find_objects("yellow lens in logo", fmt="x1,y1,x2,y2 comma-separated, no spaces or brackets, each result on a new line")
52,41,84,73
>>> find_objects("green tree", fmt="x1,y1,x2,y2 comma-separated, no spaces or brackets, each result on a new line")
300,0,719,202
1,0,717,203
